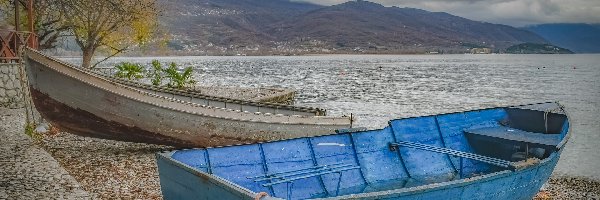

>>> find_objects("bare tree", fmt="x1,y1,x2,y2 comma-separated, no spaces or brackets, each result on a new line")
56,0,159,68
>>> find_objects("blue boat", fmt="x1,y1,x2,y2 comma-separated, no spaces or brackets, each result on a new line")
156,102,571,200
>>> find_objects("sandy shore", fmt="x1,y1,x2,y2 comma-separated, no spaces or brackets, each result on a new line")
2,108,599,199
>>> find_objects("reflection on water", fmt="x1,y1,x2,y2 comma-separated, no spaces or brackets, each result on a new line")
71,54,600,180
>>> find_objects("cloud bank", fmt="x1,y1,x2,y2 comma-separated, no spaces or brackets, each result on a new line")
293,0,600,27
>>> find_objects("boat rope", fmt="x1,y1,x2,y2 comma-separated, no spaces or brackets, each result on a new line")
17,49,36,126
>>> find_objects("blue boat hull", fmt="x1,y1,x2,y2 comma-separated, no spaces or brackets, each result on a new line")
157,102,570,200
156,151,561,199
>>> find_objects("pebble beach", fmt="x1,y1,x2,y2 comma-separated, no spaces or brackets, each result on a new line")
1,107,599,199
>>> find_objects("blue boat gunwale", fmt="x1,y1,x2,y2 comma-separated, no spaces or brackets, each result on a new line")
156,101,571,199
382,101,570,150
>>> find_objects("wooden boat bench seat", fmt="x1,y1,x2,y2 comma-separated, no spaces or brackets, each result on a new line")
464,126,561,146
389,141,516,170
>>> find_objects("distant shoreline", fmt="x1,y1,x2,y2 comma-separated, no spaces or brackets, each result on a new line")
48,53,600,59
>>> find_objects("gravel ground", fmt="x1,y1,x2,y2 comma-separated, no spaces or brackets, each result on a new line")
37,130,174,200
2,108,599,199
0,108,90,199
535,176,600,199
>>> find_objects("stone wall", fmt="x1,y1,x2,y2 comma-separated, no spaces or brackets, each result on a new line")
0,63,24,108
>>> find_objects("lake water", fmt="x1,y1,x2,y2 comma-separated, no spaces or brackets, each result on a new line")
84,54,600,180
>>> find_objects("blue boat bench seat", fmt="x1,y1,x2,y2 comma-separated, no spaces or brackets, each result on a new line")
248,162,360,199
463,126,561,146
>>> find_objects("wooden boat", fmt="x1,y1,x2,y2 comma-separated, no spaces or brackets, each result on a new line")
23,49,352,147
156,102,570,199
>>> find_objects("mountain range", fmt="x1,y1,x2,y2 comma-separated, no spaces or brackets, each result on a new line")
524,23,600,53
158,0,550,55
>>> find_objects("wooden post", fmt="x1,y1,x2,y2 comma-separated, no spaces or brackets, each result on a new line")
28,0,34,33
350,113,353,128
13,0,21,57
14,0,19,32
27,0,35,48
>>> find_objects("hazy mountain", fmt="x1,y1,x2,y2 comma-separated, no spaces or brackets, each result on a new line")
524,23,600,53
159,0,549,55
159,0,322,52
266,1,546,52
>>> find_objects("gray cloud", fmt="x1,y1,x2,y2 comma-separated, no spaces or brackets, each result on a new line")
293,0,600,27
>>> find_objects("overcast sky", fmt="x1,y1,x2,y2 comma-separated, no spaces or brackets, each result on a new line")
293,0,600,27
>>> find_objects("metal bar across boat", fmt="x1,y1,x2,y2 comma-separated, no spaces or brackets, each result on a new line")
252,163,355,182
262,166,361,187
391,141,513,168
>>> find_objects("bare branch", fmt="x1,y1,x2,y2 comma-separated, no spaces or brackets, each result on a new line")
91,43,129,69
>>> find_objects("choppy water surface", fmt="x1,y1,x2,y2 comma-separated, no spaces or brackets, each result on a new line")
95,54,599,180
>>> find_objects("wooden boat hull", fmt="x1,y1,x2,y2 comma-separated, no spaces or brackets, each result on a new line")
156,102,570,199
24,49,352,147
30,87,196,146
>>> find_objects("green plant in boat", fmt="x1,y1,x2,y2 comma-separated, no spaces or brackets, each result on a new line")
164,62,197,89
115,62,145,80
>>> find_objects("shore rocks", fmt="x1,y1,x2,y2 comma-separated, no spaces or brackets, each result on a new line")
535,176,600,199
35,123,50,134
37,125,172,199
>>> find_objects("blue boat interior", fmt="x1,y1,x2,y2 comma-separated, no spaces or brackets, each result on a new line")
169,104,568,199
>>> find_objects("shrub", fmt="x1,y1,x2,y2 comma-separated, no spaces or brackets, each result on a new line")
113,60,197,89
147,60,164,86
164,62,197,89
24,123,42,141
115,62,145,80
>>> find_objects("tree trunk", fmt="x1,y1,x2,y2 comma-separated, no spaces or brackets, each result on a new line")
81,47,94,68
